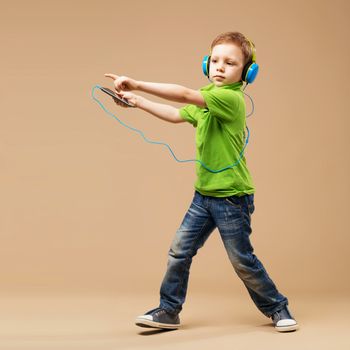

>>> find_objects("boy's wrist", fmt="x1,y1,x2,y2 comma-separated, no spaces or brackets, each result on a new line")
135,95,144,108
135,80,143,91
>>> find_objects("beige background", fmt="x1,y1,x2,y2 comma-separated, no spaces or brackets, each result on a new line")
1,0,350,348
1,0,349,296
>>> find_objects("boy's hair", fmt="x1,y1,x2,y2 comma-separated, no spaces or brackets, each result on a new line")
210,31,254,66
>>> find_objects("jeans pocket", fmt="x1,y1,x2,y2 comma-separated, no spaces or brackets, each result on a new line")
225,196,241,209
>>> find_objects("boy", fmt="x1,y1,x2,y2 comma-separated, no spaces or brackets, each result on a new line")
104,31,298,332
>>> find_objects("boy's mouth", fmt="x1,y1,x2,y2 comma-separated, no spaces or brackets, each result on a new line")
213,75,225,79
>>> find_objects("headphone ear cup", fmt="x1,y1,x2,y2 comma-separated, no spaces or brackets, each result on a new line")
242,62,259,84
202,55,211,77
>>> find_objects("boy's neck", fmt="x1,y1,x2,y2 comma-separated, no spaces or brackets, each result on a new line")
213,80,243,89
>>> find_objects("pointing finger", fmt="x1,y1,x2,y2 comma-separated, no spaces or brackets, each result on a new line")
104,73,119,80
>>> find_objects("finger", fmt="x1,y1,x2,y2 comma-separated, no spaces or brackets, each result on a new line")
113,98,126,107
104,73,119,80
113,81,124,93
116,101,127,108
115,88,127,97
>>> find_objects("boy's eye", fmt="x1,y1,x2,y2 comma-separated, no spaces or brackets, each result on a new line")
211,59,235,65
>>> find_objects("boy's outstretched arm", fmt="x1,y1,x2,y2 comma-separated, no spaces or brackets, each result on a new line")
104,73,206,108
137,81,206,107
114,90,185,124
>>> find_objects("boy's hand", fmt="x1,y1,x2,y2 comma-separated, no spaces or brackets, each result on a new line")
113,91,139,108
104,73,138,92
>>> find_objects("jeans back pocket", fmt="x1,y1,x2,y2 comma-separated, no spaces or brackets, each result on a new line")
247,194,255,214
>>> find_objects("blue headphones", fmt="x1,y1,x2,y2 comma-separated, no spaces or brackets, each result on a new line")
202,38,259,84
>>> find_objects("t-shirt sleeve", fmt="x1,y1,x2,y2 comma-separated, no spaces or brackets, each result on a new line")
200,88,240,123
179,104,198,127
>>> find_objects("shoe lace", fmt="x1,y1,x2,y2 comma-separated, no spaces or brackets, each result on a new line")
272,307,292,321
154,308,167,316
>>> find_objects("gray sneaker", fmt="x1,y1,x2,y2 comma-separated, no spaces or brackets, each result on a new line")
135,307,181,329
271,306,299,332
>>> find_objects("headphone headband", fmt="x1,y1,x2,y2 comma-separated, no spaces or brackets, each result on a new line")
246,38,256,63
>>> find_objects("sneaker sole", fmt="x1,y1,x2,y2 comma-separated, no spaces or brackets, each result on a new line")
135,317,180,330
275,323,299,332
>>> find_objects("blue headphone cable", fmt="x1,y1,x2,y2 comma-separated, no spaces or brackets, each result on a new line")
91,84,254,173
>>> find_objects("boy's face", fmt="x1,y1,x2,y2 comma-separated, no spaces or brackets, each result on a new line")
209,43,244,86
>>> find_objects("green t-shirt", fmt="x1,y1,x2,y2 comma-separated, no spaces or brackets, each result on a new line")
179,81,255,197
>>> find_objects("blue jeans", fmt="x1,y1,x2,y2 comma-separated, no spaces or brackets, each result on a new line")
159,190,288,318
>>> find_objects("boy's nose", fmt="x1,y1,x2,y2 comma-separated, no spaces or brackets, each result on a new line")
215,63,225,72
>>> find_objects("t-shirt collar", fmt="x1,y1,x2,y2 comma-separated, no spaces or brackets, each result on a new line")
213,81,243,90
